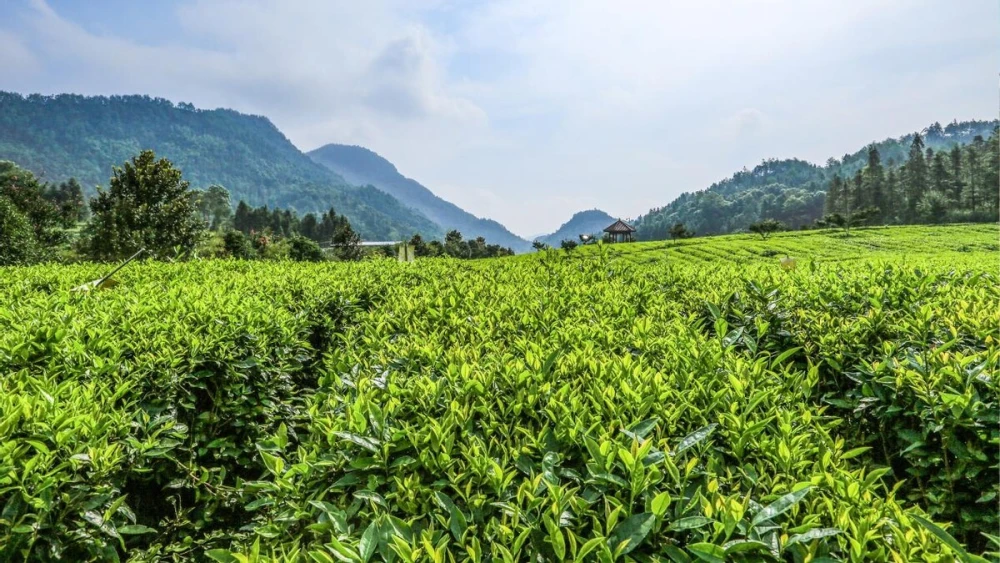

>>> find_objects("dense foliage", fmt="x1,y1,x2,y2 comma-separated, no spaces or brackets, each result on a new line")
635,120,999,239
0,224,995,561
80,150,204,261
0,92,440,240
309,145,528,252
825,133,1000,226
0,161,67,251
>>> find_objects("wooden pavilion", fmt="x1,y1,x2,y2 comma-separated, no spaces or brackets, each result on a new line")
603,219,636,243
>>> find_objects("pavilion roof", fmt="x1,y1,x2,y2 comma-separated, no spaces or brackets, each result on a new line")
603,219,636,233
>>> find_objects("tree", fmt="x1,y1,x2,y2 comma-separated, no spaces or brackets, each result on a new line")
300,213,319,241
948,145,964,204
532,241,548,251
0,195,40,265
222,229,255,259
824,175,845,216
929,152,949,199
748,218,784,240
331,221,361,261
668,223,693,239
44,178,88,226
964,142,982,214
191,184,232,230
863,145,885,223
81,150,203,261
560,239,578,253
0,160,63,247
903,134,927,221
817,207,878,235
917,192,949,224
883,168,899,221
234,200,252,233
410,234,430,256
287,235,325,262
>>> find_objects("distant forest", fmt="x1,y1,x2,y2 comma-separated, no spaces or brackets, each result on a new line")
0,92,440,240
635,120,999,239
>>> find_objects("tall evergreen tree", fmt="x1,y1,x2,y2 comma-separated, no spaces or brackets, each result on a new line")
234,200,252,232
863,144,885,221
883,168,898,221
904,134,927,221
948,145,964,204
851,169,864,213
964,143,981,214
929,152,949,198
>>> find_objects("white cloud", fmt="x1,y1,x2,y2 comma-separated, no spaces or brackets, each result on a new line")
0,30,37,74
0,0,996,236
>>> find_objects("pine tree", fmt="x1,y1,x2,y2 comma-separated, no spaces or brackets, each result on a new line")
234,200,251,233
863,144,885,222
949,145,964,204
929,152,949,199
824,174,844,215
851,169,864,213
904,134,927,221
965,143,981,214
884,168,899,222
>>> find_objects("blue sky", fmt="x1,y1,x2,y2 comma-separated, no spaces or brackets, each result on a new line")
0,0,996,236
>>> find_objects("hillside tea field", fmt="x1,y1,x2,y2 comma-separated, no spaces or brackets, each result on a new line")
1,225,997,562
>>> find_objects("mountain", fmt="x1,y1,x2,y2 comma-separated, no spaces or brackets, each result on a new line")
535,209,616,247
0,91,441,240
308,144,530,252
634,119,999,239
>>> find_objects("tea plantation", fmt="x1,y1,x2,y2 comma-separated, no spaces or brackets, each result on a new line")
1,224,997,562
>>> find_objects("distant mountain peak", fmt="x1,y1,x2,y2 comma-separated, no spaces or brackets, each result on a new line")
535,209,616,246
309,144,531,252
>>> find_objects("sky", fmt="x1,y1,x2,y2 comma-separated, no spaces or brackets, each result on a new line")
0,0,996,237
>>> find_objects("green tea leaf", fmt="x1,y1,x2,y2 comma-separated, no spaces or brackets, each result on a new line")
608,512,656,556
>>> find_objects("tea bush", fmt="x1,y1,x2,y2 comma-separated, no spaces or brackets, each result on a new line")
0,224,996,561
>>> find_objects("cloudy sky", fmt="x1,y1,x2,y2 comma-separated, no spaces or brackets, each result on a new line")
1,0,995,236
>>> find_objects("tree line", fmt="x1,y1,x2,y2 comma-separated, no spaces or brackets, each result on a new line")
824,131,999,226
0,150,514,266
633,120,999,240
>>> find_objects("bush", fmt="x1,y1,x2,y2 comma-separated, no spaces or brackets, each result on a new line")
0,195,40,266
287,235,325,262
222,230,255,259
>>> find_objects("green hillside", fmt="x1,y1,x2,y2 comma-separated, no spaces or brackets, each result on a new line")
0,92,441,240
309,144,528,251
635,120,999,239
1,224,995,560
534,208,616,247
588,223,998,265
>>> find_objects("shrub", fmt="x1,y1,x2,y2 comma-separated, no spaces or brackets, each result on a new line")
222,230,255,259
287,235,325,262
0,195,40,266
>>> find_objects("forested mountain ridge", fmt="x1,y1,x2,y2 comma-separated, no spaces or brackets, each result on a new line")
308,144,530,252
0,91,441,240
635,119,999,239
534,209,616,247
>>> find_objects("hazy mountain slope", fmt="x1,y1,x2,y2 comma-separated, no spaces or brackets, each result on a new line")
634,119,999,239
308,144,529,252
0,92,440,240
535,209,616,247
